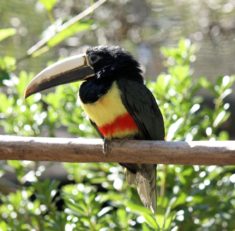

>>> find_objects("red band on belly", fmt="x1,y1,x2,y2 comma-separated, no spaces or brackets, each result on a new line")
98,113,138,137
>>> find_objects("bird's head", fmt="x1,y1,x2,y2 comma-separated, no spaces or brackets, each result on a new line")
24,46,143,98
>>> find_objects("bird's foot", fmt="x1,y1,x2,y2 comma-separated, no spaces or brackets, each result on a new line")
103,138,111,155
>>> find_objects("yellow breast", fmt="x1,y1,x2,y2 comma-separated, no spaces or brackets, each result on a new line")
79,81,128,127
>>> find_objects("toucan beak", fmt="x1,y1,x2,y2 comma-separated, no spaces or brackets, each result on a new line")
24,54,94,98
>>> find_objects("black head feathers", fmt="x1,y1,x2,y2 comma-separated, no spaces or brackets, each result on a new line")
86,46,143,83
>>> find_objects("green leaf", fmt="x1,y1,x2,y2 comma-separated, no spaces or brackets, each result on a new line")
39,0,57,11
0,221,8,231
166,118,184,141
213,110,229,128
0,28,16,42
48,21,92,47
0,70,10,85
126,202,159,229
0,56,16,82
154,74,171,96
28,20,92,57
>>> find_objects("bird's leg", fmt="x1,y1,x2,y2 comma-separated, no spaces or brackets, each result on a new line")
103,138,111,155
102,137,130,155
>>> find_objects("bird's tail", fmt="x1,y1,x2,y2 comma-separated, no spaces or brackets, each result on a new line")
124,164,157,213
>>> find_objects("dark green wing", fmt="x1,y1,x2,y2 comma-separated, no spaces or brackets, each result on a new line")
117,79,165,140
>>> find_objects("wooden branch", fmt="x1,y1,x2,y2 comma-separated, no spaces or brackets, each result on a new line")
0,135,235,165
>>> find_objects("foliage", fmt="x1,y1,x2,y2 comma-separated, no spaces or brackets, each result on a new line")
0,1,235,230
0,28,16,43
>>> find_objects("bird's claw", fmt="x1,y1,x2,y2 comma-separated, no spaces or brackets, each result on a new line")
103,138,111,155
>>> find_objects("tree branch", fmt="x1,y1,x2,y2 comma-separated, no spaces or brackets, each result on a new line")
0,135,235,165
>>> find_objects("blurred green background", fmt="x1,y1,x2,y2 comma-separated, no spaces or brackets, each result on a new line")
0,0,235,230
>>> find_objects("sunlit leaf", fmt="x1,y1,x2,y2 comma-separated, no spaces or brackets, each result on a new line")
220,88,232,100
0,56,16,74
213,110,229,128
48,21,92,47
0,28,16,42
166,118,184,141
39,0,57,11
0,221,8,231
28,20,92,57
126,202,159,229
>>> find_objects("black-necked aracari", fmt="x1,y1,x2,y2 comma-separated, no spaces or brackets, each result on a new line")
25,46,165,212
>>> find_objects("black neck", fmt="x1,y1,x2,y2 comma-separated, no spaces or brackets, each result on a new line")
79,62,143,104
79,78,113,104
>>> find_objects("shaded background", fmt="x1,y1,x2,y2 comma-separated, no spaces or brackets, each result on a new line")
1,0,235,78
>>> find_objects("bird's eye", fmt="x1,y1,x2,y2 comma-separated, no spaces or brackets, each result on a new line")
89,54,101,65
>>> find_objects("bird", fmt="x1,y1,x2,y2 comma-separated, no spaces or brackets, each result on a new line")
24,46,165,212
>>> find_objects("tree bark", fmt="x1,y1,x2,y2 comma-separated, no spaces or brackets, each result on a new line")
0,135,235,165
